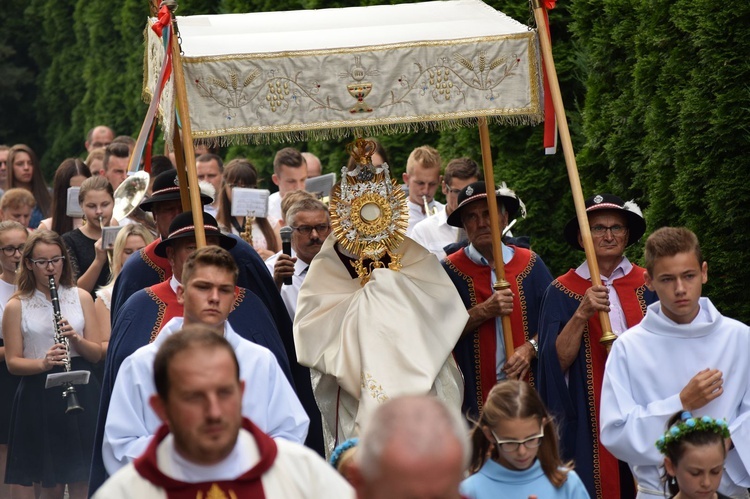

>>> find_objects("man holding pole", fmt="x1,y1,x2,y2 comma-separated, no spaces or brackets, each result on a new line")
442,181,553,419
537,193,656,499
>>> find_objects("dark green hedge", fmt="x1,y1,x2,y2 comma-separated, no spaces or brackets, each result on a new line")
1,0,747,320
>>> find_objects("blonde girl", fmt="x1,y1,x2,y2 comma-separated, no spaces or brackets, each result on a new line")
94,224,153,346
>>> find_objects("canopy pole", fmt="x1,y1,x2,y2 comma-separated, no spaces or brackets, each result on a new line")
477,117,515,360
531,1,615,350
168,4,206,247
171,125,191,213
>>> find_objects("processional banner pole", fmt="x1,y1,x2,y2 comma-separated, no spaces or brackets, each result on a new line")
477,117,515,359
165,0,206,247
531,0,615,350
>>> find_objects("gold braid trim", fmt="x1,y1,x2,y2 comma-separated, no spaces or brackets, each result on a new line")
443,258,483,413
231,288,246,312
636,284,648,316
141,249,167,282
145,287,167,344
516,252,535,387
583,328,604,499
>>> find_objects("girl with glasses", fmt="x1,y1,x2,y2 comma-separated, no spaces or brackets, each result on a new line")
461,380,590,498
2,230,103,499
0,221,27,498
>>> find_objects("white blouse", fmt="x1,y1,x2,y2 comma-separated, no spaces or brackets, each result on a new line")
19,286,85,359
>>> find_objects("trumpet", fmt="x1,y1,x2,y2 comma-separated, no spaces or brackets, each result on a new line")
48,276,84,414
422,195,439,217
112,171,158,237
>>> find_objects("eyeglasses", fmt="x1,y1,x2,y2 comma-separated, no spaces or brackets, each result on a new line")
28,256,65,268
291,224,331,236
1,245,24,256
491,428,544,452
590,224,627,237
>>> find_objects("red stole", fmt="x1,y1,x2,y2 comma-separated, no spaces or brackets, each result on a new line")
143,238,172,282
449,246,535,400
133,418,277,499
556,265,650,498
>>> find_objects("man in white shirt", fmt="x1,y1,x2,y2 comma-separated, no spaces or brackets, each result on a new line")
95,326,353,498
600,227,750,498
410,157,480,259
102,246,308,478
266,197,330,321
402,145,444,236
268,147,308,221
196,153,223,217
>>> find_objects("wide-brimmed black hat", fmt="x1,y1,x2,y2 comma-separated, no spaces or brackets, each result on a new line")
154,211,236,257
446,181,526,228
139,170,213,212
563,194,646,250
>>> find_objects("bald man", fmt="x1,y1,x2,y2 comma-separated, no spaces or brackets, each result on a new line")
350,396,468,499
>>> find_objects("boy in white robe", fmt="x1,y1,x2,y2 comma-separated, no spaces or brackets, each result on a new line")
600,227,750,498
102,247,309,476
95,326,353,498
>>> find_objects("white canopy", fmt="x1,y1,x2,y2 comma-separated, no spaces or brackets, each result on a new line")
145,0,543,143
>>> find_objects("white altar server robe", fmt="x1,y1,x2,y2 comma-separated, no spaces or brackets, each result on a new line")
103,317,309,475
600,298,750,498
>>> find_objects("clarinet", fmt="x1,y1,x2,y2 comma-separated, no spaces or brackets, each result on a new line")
49,275,83,414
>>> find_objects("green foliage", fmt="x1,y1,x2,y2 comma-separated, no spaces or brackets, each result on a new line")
6,0,749,320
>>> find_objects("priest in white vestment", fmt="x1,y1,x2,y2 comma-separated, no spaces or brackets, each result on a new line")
293,139,468,456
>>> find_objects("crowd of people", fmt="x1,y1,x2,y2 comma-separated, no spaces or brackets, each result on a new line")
0,128,746,499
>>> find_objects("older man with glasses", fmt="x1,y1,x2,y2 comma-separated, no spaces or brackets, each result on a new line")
537,193,657,499
266,196,330,322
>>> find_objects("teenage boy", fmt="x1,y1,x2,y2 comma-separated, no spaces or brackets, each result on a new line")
600,227,750,498
101,247,308,485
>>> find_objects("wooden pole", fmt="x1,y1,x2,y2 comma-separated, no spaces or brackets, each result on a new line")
168,6,206,247
171,126,191,212
477,117,515,359
531,1,615,350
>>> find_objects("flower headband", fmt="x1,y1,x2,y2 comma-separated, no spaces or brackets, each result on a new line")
655,411,730,455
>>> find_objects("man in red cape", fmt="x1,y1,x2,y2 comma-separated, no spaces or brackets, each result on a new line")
538,193,656,499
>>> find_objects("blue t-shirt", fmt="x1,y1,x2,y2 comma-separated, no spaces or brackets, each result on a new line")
460,459,590,499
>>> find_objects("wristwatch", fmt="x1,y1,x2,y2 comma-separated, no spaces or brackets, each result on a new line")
527,338,539,356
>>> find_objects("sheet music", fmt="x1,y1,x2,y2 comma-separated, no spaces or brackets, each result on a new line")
66,187,83,218
305,172,336,199
231,188,270,218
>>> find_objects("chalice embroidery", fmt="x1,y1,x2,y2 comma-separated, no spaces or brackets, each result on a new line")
347,82,373,113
